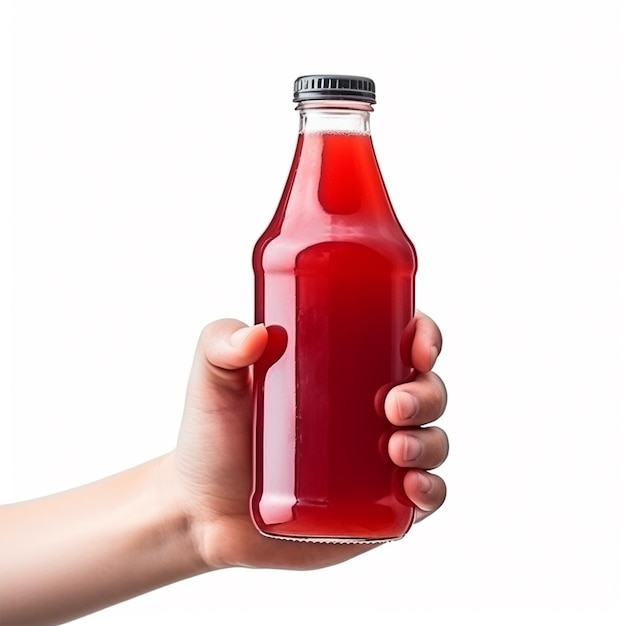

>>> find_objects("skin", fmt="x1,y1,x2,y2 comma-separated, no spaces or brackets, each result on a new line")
0,311,448,626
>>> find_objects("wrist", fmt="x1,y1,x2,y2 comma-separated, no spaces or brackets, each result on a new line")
152,453,214,577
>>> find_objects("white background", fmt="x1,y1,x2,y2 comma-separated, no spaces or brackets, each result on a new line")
2,1,625,624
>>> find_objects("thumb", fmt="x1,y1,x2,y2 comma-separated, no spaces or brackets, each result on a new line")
185,319,268,412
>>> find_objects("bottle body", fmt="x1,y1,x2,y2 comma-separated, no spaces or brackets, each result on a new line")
251,91,417,543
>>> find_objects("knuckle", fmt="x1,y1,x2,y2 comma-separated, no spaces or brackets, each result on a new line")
430,426,449,467
428,372,448,416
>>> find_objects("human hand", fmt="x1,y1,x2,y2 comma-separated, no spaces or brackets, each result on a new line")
166,311,448,571
0,313,447,626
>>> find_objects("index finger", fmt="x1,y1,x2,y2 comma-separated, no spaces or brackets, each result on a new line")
400,310,443,373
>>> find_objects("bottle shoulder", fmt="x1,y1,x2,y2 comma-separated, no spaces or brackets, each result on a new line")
254,130,417,273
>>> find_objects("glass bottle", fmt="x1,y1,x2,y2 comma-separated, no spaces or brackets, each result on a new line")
250,75,417,543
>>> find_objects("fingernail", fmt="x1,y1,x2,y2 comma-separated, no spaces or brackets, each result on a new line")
396,391,419,420
229,325,257,348
416,472,433,493
403,435,423,462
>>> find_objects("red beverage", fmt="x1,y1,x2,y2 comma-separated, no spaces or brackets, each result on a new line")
251,76,417,542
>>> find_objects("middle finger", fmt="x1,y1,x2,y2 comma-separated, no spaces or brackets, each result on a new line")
384,371,447,427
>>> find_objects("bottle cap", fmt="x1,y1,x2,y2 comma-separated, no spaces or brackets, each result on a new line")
293,75,376,104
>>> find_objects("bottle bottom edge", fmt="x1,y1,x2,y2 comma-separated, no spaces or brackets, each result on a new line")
256,530,407,544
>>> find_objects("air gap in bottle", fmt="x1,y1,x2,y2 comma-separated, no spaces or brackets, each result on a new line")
251,75,417,543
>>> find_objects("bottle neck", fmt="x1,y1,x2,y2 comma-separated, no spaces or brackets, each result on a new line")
297,100,372,135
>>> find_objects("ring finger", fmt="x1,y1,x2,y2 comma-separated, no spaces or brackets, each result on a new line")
388,426,449,469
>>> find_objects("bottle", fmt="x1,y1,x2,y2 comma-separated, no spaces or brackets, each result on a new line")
250,75,417,543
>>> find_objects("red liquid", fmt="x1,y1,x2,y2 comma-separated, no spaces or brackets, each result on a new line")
251,132,417,542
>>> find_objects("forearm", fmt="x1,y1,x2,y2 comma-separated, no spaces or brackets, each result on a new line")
0,454,208,626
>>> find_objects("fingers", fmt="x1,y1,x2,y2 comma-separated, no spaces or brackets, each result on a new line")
401,310,443,373
404,470,447,520
384,372,447,427
394,310,448,520
386,404,448,514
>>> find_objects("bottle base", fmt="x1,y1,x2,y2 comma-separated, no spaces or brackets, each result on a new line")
257,530,407,544
252,500,416,544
